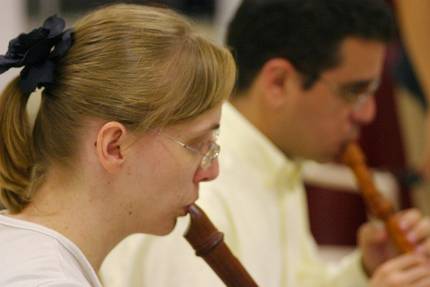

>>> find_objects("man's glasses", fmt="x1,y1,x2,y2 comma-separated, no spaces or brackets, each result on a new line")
319,77,380,111
161,130,220,170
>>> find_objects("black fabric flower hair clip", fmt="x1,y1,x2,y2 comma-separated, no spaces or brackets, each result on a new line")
0,15,73,94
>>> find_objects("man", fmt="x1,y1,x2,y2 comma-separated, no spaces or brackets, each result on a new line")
100,1,430,286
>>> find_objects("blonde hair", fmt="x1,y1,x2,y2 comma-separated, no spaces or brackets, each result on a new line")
0,4,236,213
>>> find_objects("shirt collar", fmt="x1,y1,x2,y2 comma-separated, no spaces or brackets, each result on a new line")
220,102,302,190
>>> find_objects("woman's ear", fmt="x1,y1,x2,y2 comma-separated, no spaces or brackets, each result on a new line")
259,58,295,108
95,121,128,173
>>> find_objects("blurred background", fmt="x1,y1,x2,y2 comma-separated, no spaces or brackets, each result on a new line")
0,0,242,89
1,0,429,262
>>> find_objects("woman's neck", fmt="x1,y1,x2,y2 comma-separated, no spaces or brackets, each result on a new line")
12,173,124,271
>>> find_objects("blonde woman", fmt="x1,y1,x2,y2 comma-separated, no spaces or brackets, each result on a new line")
0,4,235,286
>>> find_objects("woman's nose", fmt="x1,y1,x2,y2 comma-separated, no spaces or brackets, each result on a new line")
193,159,220,183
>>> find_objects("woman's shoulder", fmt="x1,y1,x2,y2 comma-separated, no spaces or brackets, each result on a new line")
0,214,72,256
0,215,97,286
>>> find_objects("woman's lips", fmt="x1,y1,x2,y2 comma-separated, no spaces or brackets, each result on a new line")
181,187,199,216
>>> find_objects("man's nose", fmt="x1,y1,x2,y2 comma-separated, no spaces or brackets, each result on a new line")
350,95,376,125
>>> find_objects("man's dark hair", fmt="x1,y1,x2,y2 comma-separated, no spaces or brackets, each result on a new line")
227,0,395,92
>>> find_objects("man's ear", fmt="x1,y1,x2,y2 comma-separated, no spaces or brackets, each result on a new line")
95,121,128,173
259,58,295,108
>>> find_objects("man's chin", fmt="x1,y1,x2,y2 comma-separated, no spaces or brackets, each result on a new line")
312,154,336,163
291,146,340,163
304,149,337,163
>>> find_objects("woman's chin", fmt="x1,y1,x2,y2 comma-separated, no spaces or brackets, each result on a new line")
152,219,178,236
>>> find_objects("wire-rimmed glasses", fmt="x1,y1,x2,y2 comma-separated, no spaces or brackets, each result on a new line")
161,130,220,169
319,77,380,111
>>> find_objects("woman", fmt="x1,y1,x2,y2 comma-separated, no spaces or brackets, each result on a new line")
0,4,235,286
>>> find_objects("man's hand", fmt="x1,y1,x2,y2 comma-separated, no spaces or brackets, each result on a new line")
358,209,430,275
370,253,430,286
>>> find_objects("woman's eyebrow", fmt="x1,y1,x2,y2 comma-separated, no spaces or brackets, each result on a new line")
189,123,220,140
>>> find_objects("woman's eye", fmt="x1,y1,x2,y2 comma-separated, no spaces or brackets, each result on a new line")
188,130,219,152
189,140,208,153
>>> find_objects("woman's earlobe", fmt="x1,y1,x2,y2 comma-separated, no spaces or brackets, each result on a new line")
96,121,127,173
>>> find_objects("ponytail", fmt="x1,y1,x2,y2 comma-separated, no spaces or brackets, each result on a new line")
0,78,34,212
0,15,71,213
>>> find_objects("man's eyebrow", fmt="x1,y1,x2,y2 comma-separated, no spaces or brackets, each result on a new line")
341,79,380,91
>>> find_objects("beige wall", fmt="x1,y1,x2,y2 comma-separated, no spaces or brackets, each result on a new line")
0,0,26,92
214,0,241,44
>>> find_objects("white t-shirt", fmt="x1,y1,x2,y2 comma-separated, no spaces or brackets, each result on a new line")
0,213,102,287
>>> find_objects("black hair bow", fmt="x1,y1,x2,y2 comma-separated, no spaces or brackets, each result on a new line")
0,15,73,94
